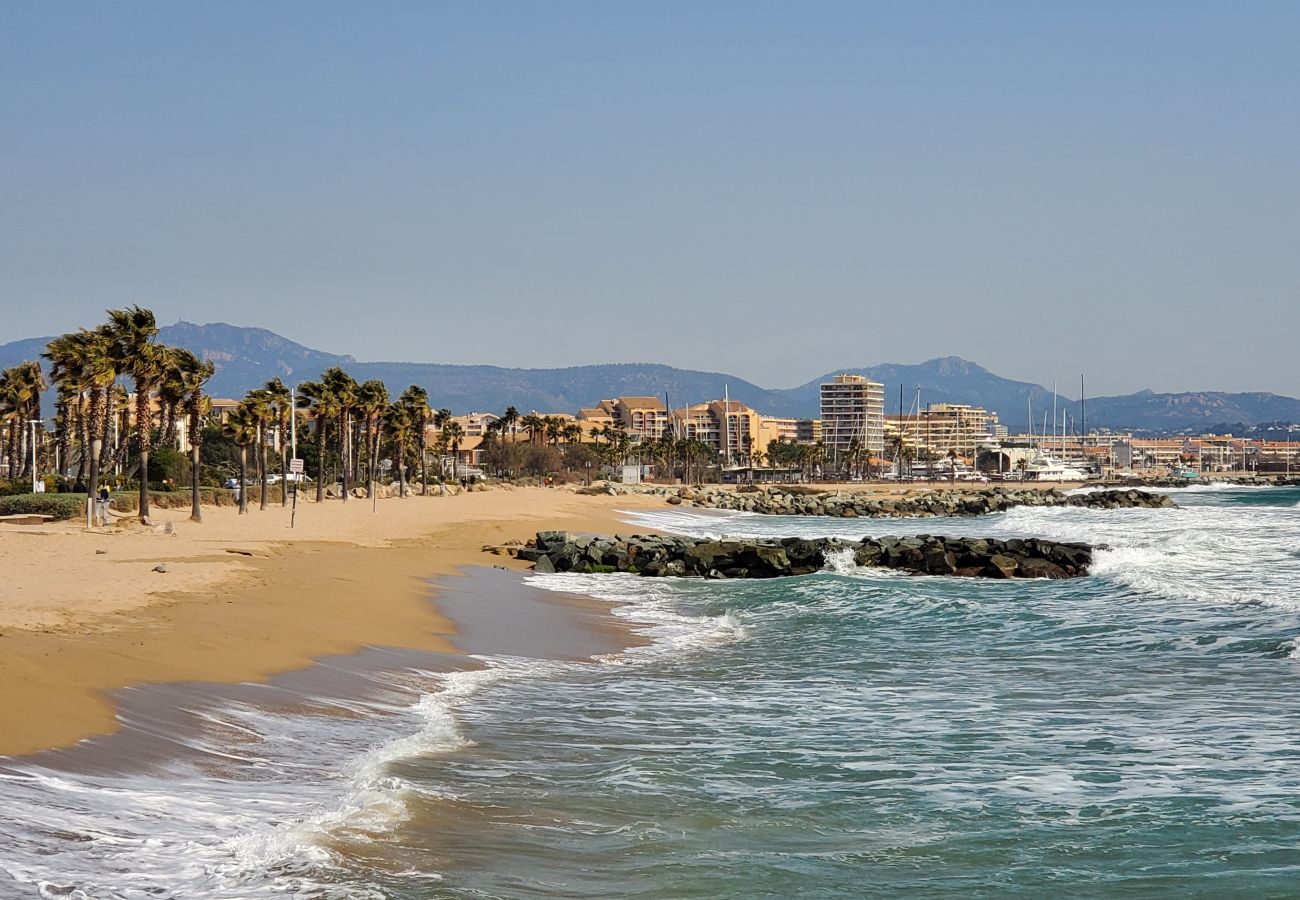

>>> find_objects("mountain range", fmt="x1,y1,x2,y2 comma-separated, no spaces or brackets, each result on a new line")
3,321,1297,434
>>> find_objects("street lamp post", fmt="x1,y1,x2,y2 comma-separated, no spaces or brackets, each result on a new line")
28,419,43,493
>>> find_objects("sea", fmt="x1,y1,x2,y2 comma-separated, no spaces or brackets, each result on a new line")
3,484,1300,898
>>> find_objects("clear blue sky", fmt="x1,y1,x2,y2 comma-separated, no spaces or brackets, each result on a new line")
3,2,1297,396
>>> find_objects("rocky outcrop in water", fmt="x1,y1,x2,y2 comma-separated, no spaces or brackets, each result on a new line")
1105,476,1300,489
667,486,1174,518
513,531,1093,580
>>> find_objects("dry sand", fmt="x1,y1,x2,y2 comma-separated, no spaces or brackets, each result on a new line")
0,486,663,757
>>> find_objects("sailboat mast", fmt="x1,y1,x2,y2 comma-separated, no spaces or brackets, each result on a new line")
1080,374,1086,461
722,384,730,468
1052,381,1058,457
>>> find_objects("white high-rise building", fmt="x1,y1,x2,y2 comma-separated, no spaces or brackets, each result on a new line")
820,374,885,466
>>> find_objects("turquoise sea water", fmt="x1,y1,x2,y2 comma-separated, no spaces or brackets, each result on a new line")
3,485,1300,898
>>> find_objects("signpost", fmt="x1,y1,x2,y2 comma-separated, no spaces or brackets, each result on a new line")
289,458,304,528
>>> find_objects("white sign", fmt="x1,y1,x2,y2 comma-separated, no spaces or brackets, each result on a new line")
289,458,305,474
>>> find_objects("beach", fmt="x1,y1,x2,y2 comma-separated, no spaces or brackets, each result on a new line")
4,481,1300,896
0,485,664,757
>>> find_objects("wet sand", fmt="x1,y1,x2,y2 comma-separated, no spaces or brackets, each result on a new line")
0,488,662,757
10,567,636,775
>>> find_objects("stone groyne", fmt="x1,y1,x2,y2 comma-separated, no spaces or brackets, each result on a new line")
513,531,1093,580
1103,476,1300,489
667,486,1174,518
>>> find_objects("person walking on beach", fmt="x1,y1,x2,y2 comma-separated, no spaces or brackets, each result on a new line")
97,484,111,525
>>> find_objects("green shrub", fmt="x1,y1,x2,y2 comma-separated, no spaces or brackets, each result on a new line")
0,479,32,497
0,493,89,521
108,488,243,512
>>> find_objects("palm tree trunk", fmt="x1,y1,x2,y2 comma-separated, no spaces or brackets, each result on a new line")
419,430,428,495
85,390,103,527
190,432,202,522
258,424,268,511
339,413,349,502
75,400,88,484
238,445,249,514
279,429,288,507
135,385,152,524
315,421,326,502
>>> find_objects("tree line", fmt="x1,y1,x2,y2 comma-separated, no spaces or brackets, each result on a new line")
0,305,743,526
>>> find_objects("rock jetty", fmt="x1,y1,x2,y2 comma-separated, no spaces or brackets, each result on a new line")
667,486,1174,518
512,531,1093,580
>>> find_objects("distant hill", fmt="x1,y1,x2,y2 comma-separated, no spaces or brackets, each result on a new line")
1084,390,1300,433
2,322,1297,434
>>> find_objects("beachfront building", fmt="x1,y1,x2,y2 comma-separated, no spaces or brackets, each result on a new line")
1256,440,1300,474
1110,438,1196,472
455,412,499,437
670,400,753,462
581,397,668,443
884,403,996,462
796,418,823,444
755,415,821,449
820,375,885,467
575,405,615,429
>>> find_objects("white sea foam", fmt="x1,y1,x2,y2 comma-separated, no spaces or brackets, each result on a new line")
527,571,752,653
0,659,545,898
820,546,904,580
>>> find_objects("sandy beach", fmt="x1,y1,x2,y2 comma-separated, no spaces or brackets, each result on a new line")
0,480,1083,757
0,486,664,757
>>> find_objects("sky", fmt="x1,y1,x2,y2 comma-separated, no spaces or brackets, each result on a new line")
2,2,1298,396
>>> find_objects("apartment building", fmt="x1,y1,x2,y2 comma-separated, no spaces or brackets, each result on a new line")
884,403,996,460
669,400,753,460
578,397,668,442
820,374,886,463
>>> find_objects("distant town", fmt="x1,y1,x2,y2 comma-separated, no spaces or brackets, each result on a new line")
4,315,1298,505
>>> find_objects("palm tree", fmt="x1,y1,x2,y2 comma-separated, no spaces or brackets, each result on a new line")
320,368,358,502
223,402,259,515
521,413,544,445
298,378,340,502
57,329,117,512
43,336,81,481
383,401,416,498
0,362,45,483
262,378,292,507
243,388,273,511
846,435,863,481
544,416,564,446
442,419,465,478
356,380,389,497
500,405,521,441
155,346,193,450
104,306,164,524
0,370,24,479
398,385,432,495
162,349,215,522
109,383,131,477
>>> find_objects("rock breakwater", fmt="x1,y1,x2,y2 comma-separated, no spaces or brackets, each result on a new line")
512,531,1093,580
667,486,1174,518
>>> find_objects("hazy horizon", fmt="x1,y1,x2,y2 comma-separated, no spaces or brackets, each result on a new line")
4,3,1298,397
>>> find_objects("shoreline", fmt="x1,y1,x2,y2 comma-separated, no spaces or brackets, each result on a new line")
0,487,663,758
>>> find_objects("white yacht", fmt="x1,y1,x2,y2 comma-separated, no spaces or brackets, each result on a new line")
1024,455,1090,482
